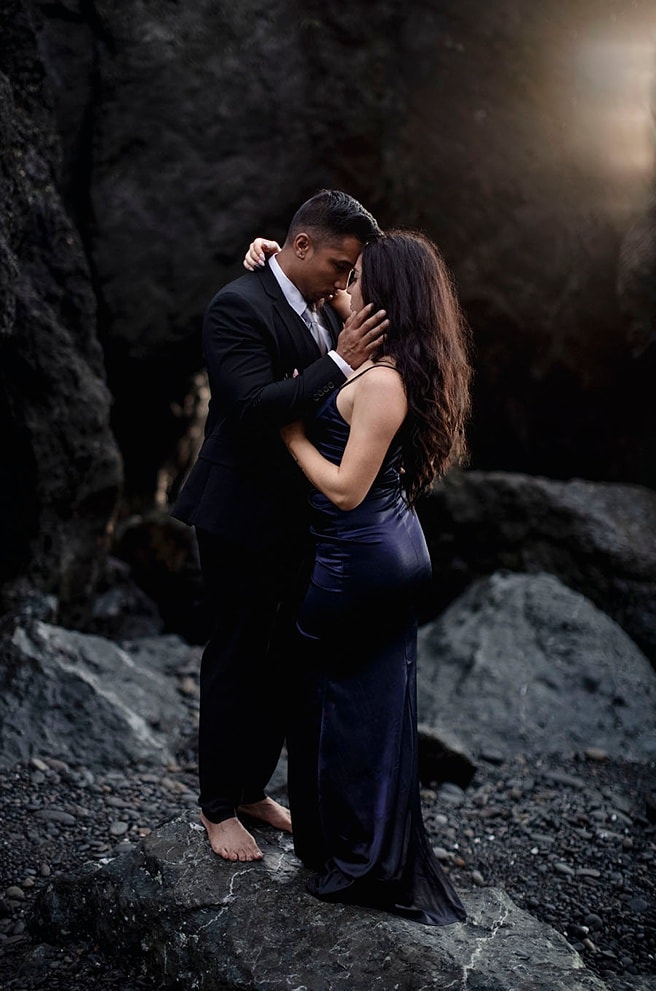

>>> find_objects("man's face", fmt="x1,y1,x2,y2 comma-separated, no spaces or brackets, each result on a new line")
295,234,362,304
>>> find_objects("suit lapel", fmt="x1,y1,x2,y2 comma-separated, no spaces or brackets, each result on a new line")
275,300,320,364
254,265,319,365
254,264,344,360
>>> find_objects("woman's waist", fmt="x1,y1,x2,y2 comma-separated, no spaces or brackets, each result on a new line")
309,483,403,514
309,495,418,538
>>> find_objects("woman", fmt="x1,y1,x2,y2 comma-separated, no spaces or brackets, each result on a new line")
246,230,470,925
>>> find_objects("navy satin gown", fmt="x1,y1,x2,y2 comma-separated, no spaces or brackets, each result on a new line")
286,369,467,926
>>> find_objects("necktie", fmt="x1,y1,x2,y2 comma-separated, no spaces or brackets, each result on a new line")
303,305,329,355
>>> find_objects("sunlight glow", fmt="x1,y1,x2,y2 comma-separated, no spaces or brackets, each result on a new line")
570,35,654,185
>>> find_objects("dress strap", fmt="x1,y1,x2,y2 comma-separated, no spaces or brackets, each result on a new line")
339,362,398,391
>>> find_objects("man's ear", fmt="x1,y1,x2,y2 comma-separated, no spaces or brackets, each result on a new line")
293,232,312,259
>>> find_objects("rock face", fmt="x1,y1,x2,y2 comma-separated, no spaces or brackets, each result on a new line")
31,813,610,991
398,2,656,488
0,2,122,624
0,618,195,768
417,571,656,762
418,470,656,664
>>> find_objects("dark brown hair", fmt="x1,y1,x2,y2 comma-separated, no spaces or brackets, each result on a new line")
360,229,472,505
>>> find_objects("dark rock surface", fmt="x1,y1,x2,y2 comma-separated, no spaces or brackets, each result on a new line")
0,592,654,990
417,571,656,762
27,815,611,991
0,618,198,769
418,470,656,664
0,1,122,623
0,748,653,990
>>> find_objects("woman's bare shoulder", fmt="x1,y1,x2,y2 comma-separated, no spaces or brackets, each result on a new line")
353,362,406,410
359,361,403,389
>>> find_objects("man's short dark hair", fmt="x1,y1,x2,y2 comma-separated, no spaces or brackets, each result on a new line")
286,189,381,246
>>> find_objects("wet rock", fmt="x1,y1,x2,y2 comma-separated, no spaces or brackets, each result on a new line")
31,813,610,991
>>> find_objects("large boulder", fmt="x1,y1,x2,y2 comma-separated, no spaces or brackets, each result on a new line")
418,470,656,664
417,571,656,762
31,813,610,990
0,618,196,768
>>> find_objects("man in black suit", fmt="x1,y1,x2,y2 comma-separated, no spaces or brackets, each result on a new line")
172,190,385,860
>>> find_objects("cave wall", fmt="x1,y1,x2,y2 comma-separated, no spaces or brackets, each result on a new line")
34,0,656,503
0,0,122,624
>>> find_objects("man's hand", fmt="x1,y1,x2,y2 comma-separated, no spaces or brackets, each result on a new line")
335,303,389,370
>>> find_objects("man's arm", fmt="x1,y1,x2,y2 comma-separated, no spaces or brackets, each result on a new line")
203,290,345,430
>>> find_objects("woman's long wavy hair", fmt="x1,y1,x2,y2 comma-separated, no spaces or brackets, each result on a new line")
361,229,473,506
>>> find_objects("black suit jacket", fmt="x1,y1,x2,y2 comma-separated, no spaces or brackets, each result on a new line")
172,264,346,551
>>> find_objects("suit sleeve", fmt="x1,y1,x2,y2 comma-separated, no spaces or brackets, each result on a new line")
203,288,345,429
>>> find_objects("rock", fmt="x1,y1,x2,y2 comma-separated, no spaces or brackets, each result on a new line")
646,793,656,824
110,513,206,644
417,723,477,789
31,813,610,990
0,5,122,625
417,571,656,761
418,470,656,665
0,619,193,769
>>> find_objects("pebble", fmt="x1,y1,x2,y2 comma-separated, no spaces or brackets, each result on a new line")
554,862,575,876
34,809,76,826
584,748,608,762
626,896,650,913
541,770,586,789
432,846,450,861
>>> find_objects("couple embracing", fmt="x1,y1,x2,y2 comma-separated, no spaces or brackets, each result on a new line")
172,188,471,926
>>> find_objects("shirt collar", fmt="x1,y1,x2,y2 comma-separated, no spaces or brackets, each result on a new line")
269,254,308,318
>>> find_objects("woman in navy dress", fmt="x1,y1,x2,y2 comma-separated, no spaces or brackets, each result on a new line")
278,230,472,926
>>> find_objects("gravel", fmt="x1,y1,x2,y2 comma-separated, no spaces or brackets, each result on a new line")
424,751,656,989
0,717,654,989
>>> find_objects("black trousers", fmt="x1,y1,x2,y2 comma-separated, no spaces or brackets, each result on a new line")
195,527,310,823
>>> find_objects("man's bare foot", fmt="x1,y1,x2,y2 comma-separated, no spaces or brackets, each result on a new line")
238,797,293,833
200,811,264,862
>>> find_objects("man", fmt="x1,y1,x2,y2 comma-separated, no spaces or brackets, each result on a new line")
172,189,386,861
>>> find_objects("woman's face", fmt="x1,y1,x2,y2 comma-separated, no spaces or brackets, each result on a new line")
346,253,364,312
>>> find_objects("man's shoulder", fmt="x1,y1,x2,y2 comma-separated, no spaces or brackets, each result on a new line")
210,267,277,308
